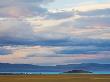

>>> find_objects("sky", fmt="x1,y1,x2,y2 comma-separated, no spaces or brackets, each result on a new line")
0,0,110,66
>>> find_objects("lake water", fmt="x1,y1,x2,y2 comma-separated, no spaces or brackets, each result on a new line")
93,71,110,74
1,71,110,75
0,72,61,75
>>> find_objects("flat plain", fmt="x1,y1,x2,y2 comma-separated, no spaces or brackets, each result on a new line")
0,74,110,82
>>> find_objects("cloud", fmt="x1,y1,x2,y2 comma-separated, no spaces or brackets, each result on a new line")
0,46,109,65
78,8,110,16
71,8,110,39
75,3,110,11
0,48,12,55
58,8,110,29
0,1,110,65
0,0,54,18
0,18,36,42
58,46,110,55
74,17,110,27
46,11,74,20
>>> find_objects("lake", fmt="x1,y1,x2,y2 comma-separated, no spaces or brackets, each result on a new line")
1,71,110,75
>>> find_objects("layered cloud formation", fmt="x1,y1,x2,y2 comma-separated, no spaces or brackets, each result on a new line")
0,0,110,65
0,0,54,17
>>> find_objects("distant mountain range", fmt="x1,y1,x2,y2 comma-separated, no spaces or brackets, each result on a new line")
0,63,110,72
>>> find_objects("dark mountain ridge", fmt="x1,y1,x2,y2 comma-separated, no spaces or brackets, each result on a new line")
0,63,110,72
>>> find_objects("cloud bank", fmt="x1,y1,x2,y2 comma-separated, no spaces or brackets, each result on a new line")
0,0,110,65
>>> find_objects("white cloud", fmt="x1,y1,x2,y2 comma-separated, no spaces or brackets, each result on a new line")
0,18,35,40
75,3,110,11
